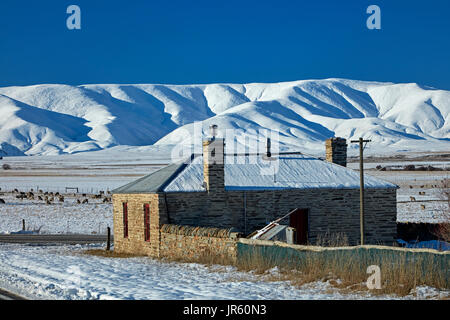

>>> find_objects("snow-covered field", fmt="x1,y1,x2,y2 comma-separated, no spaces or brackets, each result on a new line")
362,168,450,223
0,148,169,193
0,243,446,300
0,194,112,235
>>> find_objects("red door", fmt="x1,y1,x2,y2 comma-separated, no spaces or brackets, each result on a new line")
289,208,308,244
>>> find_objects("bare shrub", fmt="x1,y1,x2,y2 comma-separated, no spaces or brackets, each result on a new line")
83,249,143,258
2,163,11,170
314,232,349,247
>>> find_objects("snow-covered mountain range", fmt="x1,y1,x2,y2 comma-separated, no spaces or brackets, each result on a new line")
0,78,448,157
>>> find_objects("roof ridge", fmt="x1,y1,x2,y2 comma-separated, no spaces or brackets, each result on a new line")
114,153,398,194
112,157,192,194
158,161,190,192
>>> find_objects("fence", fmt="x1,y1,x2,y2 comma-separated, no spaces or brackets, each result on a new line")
236,238,449,290
0,185,111,195
237,238,449,260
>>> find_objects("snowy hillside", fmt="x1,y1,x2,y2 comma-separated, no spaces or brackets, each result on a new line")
0,79,448,156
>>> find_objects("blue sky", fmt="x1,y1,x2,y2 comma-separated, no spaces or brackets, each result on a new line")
0,0,449,89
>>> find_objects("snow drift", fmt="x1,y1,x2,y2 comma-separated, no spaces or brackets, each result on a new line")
0,79,448,156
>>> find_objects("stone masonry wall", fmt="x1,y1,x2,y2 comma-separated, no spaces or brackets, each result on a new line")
163,187,397,246
325,137,347,167
159,224,240,263
112,193,168,256
113,188,397,256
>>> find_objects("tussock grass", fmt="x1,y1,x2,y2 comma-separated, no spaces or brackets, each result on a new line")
313,232,349,247
235,244,449,297
83,249,144,258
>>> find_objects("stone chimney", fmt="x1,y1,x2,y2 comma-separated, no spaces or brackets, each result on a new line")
325,137,347,167
203,125,225,193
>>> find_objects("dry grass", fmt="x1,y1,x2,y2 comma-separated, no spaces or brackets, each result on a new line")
235,244,449,297
83,249,145,258
313,232,349,247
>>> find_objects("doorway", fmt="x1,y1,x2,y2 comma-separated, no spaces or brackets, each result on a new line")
289,208,309,244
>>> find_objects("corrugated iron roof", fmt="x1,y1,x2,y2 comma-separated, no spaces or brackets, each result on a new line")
163,154,398,192
112,153,398,194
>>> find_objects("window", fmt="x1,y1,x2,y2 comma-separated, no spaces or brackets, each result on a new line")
123,202,128,238
144,203,150,242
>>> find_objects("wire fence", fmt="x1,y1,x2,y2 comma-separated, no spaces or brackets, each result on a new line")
0,185,113,195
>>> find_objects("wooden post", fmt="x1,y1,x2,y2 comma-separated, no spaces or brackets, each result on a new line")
22,219,25,231
106,227,111,251
350,137,371,245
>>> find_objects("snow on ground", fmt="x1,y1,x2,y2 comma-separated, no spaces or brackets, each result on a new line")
0,149,168,193
363,169,449,223
397,239,450,251
0,243,446,300
348,161,450,171
0,194,112,235
0,176,130,195
396,201,447,224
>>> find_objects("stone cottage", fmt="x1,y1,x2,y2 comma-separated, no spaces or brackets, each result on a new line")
112,135,398,256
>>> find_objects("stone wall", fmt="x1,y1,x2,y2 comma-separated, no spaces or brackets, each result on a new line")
159,224,240,263
113,187,397,256
163,187,397,245
112,193,168,256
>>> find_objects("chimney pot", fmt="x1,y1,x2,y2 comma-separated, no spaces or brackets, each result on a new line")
209,124,218,139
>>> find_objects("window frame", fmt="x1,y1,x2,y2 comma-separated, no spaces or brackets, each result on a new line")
144,203,150,242
123,202,128,238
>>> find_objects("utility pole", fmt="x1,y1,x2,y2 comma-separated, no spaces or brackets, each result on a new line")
350,137,371,245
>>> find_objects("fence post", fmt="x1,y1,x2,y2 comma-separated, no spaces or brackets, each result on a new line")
106,227,111,251
22,219,25,231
